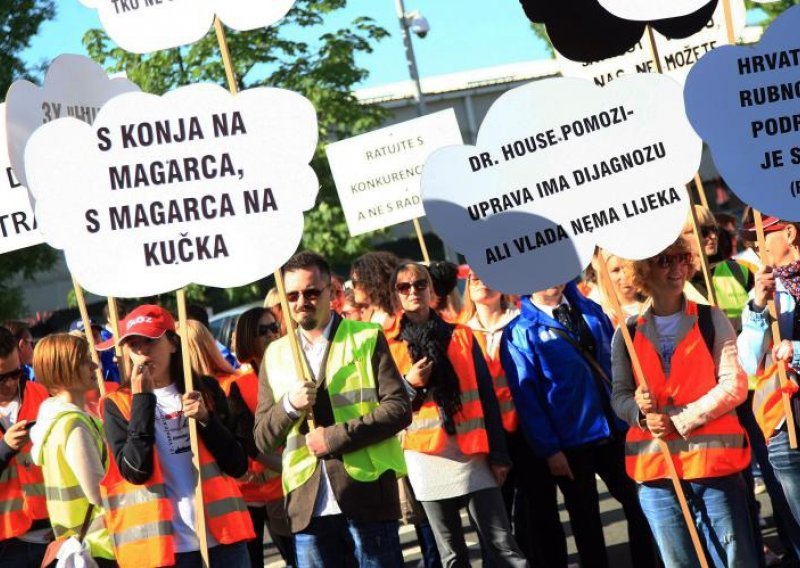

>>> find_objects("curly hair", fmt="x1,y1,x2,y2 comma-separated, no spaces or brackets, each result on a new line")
632,237,694,297
351,251,401,314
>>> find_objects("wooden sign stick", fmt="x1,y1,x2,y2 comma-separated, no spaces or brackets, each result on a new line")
597,253,710,568
753,211,798,449
71,276,105,396
645,27,717,307
412,218,431,264
176,289,210,567
212,17,316,430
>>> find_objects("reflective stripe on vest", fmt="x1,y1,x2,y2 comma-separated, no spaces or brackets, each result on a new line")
388,322,490,455
625,302,751,482
227,370,284,503
473,331,518,433
0,382,48,540
100,390,254,568
753,363,800,440
39,411,114,560
266,319,407,494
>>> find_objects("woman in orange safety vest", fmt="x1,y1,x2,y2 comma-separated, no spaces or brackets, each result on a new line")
227,307,295,568
611,238,756,567
386,262,526,567
100,304,254,568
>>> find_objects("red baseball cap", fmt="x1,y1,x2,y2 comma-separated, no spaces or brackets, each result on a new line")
97,305,176,351
739,215,788,242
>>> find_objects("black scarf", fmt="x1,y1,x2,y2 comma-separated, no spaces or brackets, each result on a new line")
398,312,462,434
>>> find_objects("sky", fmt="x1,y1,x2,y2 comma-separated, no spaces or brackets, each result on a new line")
23,0,552,89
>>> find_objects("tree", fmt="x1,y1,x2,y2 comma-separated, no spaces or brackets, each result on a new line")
0,0,59,319
84,1,389,308
748,0,798,25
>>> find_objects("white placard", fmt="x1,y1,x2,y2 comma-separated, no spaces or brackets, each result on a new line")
326,110,463,236
5,54,140,195
0,105,44,255
24,83,319,298
421,75,702,295
77,0,296,54
557,0,746,86
597,0,714,21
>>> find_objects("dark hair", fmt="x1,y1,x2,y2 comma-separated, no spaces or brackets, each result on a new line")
389,262,433,312
186,304,210,329
2,320,30,342
283,251,331,283
0,327,17,358
119,330,200,396
351,251,401,313
234,307,269,367
428,261,459,307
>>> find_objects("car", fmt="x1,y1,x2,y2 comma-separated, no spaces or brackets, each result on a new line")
208,301,263,350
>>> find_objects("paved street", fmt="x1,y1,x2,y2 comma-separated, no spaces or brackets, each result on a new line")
263,480,785,567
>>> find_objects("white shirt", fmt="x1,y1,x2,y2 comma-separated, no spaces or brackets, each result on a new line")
532,295,571,320
653,312,682,376
153,384,218,552
0,399,19,431
282,316,342,517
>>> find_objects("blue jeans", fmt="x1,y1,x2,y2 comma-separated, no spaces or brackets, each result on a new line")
295,515,403,568
638,474,758,568
174,541,250,568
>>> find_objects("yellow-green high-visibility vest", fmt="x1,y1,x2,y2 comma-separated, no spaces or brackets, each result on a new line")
38,411,114,560
266,319,407,494
713,261,750,325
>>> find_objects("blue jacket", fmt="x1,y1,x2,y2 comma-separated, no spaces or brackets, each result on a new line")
500,282,626,458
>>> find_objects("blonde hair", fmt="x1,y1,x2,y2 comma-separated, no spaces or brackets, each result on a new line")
33,334,91,392
594,250,643,314
460,275,508,324
264,287,280,309
684,204,717,231
632,238,693,297
185,320,235,378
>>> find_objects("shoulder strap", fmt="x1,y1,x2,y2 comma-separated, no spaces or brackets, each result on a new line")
697,304,716,356
547,326,611,387
727,261,748,290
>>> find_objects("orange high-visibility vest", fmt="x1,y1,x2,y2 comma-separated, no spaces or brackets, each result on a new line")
626,302,751,482
0,381,48,540
224,370,283,504
753,362,800,440
473,332,518,433
100,390,254,568
387,319,489,455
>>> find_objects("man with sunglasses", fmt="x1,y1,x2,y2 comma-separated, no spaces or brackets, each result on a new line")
0,326,51,567
254,251,411,567
501,280,656,568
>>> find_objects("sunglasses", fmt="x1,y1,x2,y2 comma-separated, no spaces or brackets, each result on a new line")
654,252,692,269
700,226,718,239
257,322,280,337
0,368,24,384
286,287,327,303
396,279,429,295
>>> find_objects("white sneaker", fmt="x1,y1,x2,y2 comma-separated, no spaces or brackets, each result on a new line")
764,547,783,567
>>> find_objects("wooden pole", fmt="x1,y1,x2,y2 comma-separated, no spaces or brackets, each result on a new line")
646,26,716,307
597,253,710,568
753,211,798,449
71,276,105,396
212,17,316,429
412,218,431,264
693,173,709,210
176,289,210,567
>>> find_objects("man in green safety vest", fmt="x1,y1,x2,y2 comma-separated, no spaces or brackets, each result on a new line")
254,251,411,567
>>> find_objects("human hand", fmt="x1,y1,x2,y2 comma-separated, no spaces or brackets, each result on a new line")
130,357,154,394
406,357,433,388
773,340,794,364
634,384,655,415
646,413,676,438
288,381,317,411
754,265,775,311
546,451,574,480
182,391,209,424
3,421,30,451
491,463,511,487
305,427,330,457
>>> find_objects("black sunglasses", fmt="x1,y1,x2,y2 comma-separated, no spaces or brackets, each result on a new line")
700,225,718,239
395,279,429,295
286,286,327,303
0,368,24,384
257,322,280,337
654,252,692,269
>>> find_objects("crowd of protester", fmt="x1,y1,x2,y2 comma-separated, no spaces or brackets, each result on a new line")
3,206,800,568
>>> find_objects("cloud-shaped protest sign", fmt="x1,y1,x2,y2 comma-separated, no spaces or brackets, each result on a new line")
0,105,44,255
684,6,800,220
597,0,713,21
421,74,701,295
5,54,139,196
519,0,718,61
77,0,296,54
24,83,318,298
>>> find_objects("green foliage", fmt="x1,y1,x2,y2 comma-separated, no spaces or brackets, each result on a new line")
0,0,59,318
84,0,390,310
747,0,799,24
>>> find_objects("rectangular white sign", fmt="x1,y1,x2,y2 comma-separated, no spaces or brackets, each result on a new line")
327,109,463,236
